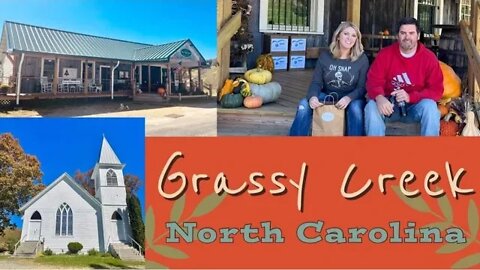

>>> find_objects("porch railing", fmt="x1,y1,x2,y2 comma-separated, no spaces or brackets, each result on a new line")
460,0,480,116
128,235,143,256
13,234,26,255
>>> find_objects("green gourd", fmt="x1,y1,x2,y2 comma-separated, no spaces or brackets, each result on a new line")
220,93,244,108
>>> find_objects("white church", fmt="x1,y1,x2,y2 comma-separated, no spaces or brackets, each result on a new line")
16,136,142,260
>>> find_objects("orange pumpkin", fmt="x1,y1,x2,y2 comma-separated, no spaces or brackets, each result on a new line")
439,61,461,101
243,96,263,109
440,120,459,136
437,103,449,117
157,86,167,98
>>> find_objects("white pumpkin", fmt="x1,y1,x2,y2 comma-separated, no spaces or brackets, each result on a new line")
249,82,282,104
461,111,480,136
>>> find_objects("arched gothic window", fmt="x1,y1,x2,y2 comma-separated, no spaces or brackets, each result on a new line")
55,203,73,236
31,211,42,220
111,211,122,220
106,169,118,186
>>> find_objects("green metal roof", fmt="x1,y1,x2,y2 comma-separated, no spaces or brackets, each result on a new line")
133,40,187,62
2,21,203,63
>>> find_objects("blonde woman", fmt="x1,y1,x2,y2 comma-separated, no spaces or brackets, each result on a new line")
289,21,369,136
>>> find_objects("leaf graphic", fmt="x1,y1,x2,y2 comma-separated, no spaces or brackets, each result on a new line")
191,192,226,218
468,200,479,241
438,194,453,222
146,207,155,246
452,253,480,269
145,260,168,269
151,244,189,259
392,186,431,213
170,194,186,222
436,240,471,254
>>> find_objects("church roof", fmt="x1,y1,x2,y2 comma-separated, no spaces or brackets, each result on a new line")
19,173,101,212
99,136,121,164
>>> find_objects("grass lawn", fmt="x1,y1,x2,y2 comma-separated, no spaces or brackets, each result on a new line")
0,255,9,260
35,254,144,269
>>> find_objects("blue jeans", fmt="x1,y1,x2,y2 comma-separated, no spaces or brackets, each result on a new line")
364,99,440,136
289,97,365,136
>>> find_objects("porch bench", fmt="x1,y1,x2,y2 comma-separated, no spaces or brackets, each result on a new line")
385,122,421,136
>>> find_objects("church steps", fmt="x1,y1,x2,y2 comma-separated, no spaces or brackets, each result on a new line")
14,241,42,258
110,242,144,262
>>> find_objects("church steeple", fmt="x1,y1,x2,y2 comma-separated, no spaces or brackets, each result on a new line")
91,136,126,203
99,135,121,164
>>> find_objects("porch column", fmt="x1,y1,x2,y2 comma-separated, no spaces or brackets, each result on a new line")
92,61,96,84
111,61,120,99
160,67,163,84
197,61,203,93
131,63,135,96
139,65,142,90
83,60,88,94
53,57,59,95
189,68,192,92
167,64,172,96
347,0,361,27
15,53,25,105
40,57,44,79
148,65,151,93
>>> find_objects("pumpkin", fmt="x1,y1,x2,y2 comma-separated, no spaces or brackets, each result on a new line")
461,111,480,136
440,120,459,136
243,96,263,109
220,93,244,108
218,79,234,101
256,54,274,73
249,82,282,104
438,103,449,117
439,61,461,101
157,86,167,98
244,68,272,85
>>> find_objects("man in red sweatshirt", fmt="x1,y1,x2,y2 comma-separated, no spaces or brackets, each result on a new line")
365,17,443,136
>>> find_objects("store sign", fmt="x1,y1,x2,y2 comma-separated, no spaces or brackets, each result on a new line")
180,49,192,57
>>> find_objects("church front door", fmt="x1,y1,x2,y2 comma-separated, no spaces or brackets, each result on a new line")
27,220,41,241
111,220,126,242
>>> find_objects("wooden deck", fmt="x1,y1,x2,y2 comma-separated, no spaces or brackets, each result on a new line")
0,90,131,101
218,70,313,136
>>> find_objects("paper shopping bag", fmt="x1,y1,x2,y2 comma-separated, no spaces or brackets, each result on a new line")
312,103,345,136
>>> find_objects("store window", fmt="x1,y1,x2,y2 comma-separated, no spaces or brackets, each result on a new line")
259,0,325,34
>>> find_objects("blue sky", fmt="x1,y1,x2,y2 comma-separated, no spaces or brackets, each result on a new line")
0,0,217,59
0,118,145,228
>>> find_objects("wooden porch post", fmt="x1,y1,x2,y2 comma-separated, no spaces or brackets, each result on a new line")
40,57,44,79
148,65,151,93
131,63,135,96
198,61,203,93
15,53,25,105
217,0,241,95
167,64,172,96
468,0,480,102
139,65,142,89
347,0,361,27
92,61,96,84
83,60,88,94
53,57,59,95
189,68,193,92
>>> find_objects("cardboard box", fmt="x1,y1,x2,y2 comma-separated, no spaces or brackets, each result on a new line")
290,36,307,52
289,53,306,70
264,34,289,53
271,54,288,70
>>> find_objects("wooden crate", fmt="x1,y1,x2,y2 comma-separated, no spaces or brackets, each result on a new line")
263,34,289,53
289,52,306,70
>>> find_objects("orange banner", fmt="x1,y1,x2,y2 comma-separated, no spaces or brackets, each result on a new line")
146,137,480,269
